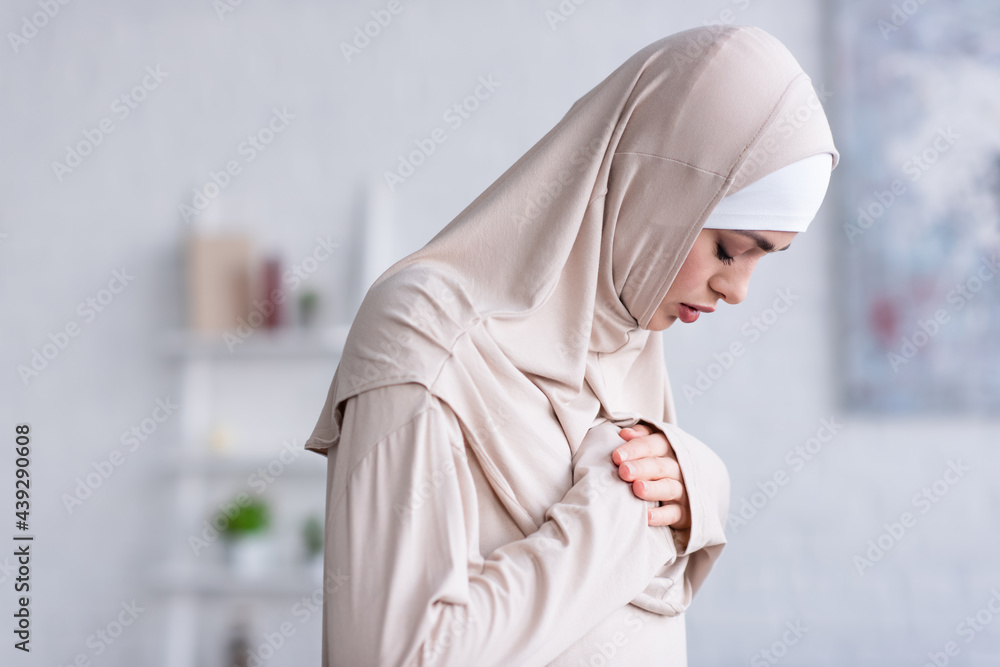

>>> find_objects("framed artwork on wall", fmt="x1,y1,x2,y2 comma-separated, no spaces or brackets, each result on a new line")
831,0,1000,413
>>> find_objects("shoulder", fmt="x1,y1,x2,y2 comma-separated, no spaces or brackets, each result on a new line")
339,383,464,464
344,382,437,435
335,264,478,397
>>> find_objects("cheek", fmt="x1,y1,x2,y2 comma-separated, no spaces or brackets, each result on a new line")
671,248,713,293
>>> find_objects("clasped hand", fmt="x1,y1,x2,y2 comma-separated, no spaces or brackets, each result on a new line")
612,422,691,530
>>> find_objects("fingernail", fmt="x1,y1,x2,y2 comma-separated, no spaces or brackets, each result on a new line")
622,463,633,476
618,450,628,463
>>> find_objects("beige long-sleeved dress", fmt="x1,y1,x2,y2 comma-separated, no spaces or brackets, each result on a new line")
317,381,730,666
310,24,839,665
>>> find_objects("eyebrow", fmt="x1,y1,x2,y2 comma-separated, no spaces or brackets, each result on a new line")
731,229,792,253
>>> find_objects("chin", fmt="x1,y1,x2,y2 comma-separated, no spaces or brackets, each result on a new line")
646,314,676,331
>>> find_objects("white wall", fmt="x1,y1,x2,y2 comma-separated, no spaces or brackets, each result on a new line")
3,0,998,665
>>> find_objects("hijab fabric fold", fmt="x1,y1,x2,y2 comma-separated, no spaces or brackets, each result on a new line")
307,23,839,611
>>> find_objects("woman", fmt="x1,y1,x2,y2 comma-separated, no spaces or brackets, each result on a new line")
306,24,838,666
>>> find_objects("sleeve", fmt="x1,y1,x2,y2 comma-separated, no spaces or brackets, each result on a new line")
322,383,677,667
625,417,731,616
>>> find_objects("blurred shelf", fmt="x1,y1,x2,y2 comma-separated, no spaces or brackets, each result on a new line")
149,564,323,597
162,324,350,360
159,282,342,666
157,451,327,478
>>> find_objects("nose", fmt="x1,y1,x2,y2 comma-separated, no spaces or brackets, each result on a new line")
710,268,752,305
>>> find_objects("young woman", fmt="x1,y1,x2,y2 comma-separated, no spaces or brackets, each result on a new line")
306,24,838,666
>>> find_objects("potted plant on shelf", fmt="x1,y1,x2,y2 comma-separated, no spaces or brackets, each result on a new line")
221,497,272,578
302,514,324,582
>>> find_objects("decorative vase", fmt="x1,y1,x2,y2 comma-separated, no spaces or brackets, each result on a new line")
309,552,324,585
226,534,272,579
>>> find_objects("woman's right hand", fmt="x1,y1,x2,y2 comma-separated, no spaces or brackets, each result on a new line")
611,423,691,532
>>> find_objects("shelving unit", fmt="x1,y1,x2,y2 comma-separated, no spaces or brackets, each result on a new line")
151,324,348,667
160,326,349,360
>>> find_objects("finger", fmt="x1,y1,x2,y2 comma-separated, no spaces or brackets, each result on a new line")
618,455,680,483
647,503,684,527
619,423,653,439
632,478,685,503
613,425,650,464
662,501,692,530
614,431,671,465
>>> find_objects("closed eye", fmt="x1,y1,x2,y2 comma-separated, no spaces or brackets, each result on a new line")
715,242,734,266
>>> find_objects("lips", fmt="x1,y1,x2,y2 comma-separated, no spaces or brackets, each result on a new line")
678,303,714,324
678,304,699,323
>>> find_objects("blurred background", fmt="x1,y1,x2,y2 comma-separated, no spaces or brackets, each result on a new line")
1,0,998,665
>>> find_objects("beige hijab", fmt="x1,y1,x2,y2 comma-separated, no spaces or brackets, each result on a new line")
307,22,838,585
